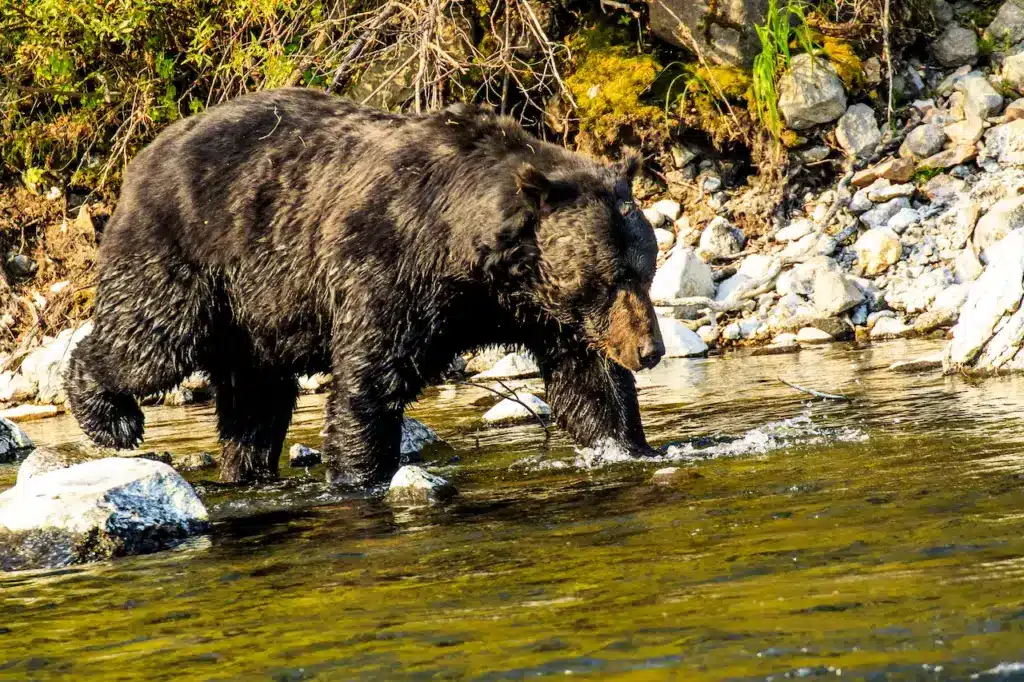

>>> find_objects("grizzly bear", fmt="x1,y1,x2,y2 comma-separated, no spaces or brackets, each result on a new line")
66,88,665,486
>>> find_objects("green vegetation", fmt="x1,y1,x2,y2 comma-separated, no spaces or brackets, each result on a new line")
564,24,665,150
751,0,816,136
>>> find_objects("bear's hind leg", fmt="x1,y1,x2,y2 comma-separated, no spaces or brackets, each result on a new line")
322,359,404,488
212,367,298,483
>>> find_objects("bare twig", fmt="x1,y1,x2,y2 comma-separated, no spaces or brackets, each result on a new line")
779,377,851,401
457,380,550,437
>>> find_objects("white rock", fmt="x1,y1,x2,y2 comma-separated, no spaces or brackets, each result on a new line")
651,199,681,222
944,116,985,147
861,197,912,229
855,228,903,275
885,268,955,313
698,217,744,260
715,255,777,302
385,465,455,507
482,392,551,424
779,232,837,261
981,119,1024,167
836,103,881,158
0,371,35,403
643,207,666,228
936,200,982,249
298,373,330,393
401,417,439,457
866,181,915,203
697,325,719,345
722,322,742,341
975,195,1024,263
650,247,715,301
472,352,539,380
887,207,922,234
796,327,834,344
651,467,681,483
773,332,799,346
932,282,970,313
944,229,1024,371
1004,51,1024,92
985,0,1024,47
849,189,874,214
658,317,708,357
871,317,915,339
955,247,985,283
775,218,815,242
812,271,865,316
288,443,322,467
956,73,1004,119
900,124,948,160
654,227,675,252
0,457,209,570
19,322,93,405
777,54,848,130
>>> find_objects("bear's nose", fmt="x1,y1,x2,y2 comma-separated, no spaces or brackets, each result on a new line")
638,338,665,370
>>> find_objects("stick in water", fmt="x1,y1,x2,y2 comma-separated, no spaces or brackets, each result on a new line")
778,377,851,401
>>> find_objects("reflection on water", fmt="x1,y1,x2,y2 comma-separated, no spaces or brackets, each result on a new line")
3,339,1024,681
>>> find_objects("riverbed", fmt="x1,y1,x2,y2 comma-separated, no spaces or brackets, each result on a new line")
2,339,1024,680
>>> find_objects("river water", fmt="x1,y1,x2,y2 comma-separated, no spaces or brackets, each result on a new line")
2,339,1024,681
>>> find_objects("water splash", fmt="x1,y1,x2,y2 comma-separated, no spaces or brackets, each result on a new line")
513,414,869,472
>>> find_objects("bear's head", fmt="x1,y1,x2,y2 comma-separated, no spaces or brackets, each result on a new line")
506,150,664,372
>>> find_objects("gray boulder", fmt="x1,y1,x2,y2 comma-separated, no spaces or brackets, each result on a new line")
812,271,865,316
650,247,715,301
647,0,768,66
956,73,1004,119
0,457,209,571
984,0,1024,48
900,124,948,160
836,104,881,158
777,54,847,130
981,119,1024,167
932,24,979,67
698,217,744,260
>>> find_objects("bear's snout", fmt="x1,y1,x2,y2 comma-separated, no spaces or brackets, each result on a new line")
604,288,663,372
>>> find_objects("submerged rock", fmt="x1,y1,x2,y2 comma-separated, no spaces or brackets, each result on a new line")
401,417,440,458
0,457,209,571
385,465,455,507
173,452,217,471
0,417,34,464
289,444,322,467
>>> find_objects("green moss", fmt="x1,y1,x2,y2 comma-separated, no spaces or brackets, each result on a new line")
564,24,664,148
913,166,945,183
820,36,863,89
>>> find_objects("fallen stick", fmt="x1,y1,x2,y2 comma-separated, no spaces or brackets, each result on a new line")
778,377,851,401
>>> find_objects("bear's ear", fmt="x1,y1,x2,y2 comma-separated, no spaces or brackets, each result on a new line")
615,147,642,182
516,163,552,209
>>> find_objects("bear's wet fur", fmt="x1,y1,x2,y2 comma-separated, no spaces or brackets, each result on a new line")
66,88,665,485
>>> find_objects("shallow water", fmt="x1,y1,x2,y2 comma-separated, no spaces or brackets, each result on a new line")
3,339,1024,681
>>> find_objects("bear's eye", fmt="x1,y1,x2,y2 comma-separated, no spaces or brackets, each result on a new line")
618,200,635,217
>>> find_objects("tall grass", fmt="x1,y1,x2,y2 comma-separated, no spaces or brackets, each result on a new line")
751,0,816,136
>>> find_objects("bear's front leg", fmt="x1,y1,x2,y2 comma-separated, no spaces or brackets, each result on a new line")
538,344,654,456
322,356,404,488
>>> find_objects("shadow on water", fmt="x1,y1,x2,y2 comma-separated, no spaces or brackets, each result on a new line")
2,339,1024,680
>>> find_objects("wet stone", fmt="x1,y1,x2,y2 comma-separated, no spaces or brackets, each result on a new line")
385,465,456,507
289,444,322,468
